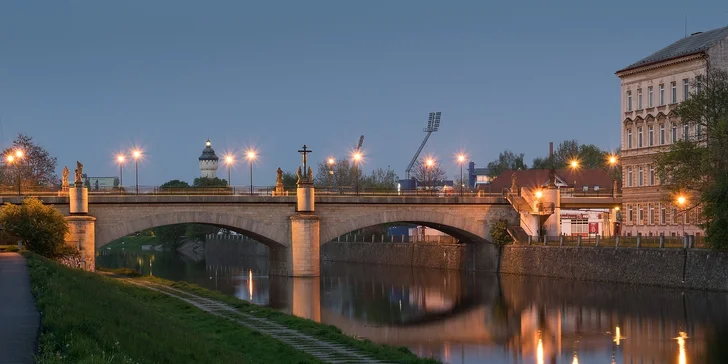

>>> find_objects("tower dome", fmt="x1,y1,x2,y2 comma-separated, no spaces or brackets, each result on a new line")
199,139,219,178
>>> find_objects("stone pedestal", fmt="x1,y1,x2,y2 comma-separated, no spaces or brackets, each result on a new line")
64,215,96,271
288,214,320,277
274,182,284,196
69,186,88,214
296,182,315,212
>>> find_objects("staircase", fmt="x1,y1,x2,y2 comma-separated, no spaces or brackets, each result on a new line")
506,225,529,244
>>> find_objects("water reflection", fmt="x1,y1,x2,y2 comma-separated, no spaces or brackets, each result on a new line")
97,250,728,364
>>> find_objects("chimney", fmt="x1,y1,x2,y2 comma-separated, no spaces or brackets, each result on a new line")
549,142,553,158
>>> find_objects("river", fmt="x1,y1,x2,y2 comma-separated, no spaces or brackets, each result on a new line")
97,250,728,364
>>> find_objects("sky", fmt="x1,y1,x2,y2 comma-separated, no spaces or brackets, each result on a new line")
1,1,727,186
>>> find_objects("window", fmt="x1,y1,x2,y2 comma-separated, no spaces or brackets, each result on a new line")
659,84,665,105
648,86,653,107
649,165,655,186
660,124,665,144
638,204,643,223
628,205,633,223
627,91,632,111
649,204,655,225
683,78,689,100
671,81,677,103
638,89,643,109
649,125,654,146
660,205,666,225
684,124,690,141
571,219,588,235
672,208,678,224
638,127,643,147
696,75,703,94
696,124,703,139
672,123,677,143
627,167,633,187
638,166,643,187
627,129,633,149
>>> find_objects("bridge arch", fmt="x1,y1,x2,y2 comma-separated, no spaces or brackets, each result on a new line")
319,208,491,245
95,211,289,249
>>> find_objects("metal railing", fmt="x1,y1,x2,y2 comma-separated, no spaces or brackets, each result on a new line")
518,234,706,249
333,234,459,244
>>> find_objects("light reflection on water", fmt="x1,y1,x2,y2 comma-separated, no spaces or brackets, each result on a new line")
98,250,728,364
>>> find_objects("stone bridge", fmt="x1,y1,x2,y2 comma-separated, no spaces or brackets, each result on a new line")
18,192,515,277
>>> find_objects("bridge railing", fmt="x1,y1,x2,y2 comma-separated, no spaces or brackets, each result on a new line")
517,234,706,249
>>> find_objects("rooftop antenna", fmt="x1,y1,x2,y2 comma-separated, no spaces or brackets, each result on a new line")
405,112,441,179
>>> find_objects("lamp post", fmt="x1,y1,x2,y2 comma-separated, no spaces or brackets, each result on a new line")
224,155,234,188
353,152,361,195
6,150,23,196
426,158,434,195
328,157,335,192
117,154,125,194
677,195,687,239
457,154,465,196
132,149,142,195
535,189,543,240
247,150,256,195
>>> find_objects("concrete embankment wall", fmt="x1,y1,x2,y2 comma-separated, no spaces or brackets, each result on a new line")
320,242,467,270
205,236,269,257
499,245,728,291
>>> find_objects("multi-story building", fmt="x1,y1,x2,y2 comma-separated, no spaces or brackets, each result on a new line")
615,25,728,237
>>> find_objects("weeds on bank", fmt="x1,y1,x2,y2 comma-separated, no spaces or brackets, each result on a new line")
23,252,322,364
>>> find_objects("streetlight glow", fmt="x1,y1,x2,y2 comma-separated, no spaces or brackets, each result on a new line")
608,155,617,165
6,155,14,163
426,158,434,167
677,195,686,206
328,157,335,165
457,153,466,196
117,155,125,163
15,150,23,158
133,150,142,159
246,149,257,195
570,160,579,169
353,152,362,161
535,190,543,199
457,154,465,163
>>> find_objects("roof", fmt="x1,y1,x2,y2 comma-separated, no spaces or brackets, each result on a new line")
484,169,614,192
618,25,728,73
199,140,219,161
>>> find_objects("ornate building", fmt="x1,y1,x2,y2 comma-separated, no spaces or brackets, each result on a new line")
615,25,728,237
199,139,219,178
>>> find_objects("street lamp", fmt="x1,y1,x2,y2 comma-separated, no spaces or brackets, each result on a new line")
132,149,142,195
327,157,335,192
535,189,543,239
677,195,687,238
224,154,235,187
246,150,256,195
353,152,362,195
6,150,22,196
117,154,125,193
426,158,434,195
457,154,466,196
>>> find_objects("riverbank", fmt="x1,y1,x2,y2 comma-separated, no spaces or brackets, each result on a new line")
24,252,437,364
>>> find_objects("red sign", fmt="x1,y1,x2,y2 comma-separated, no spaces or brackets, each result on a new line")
589,222,599,234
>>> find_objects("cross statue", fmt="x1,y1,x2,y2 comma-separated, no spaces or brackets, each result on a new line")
298,145,312,174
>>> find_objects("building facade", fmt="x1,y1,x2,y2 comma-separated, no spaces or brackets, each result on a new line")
615,26,728,237
199,139,219,178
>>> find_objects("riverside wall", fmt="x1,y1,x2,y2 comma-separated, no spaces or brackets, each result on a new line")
499,245,728,291
320,242,467,270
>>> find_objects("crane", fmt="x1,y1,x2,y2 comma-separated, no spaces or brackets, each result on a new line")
405,112,441,179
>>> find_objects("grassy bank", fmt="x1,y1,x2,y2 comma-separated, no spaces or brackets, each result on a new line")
24,252,322,364
141,276,440,364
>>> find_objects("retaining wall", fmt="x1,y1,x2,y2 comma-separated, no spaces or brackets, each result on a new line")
320,242,466,270
500,245,728,291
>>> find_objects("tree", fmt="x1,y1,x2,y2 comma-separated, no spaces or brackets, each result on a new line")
530,140,612,170
655,69,728,248
410,158,446,190
360,168,398,190
313,159,360,191
1,134,59,189
486,150,527,178
281,172,298,189
160,179,190,188
185,224,218,242
193,177,228,187
153,224,187,247
489,218,513,248
0,197,70,258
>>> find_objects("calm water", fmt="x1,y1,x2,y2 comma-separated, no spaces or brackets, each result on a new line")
97,250,728,364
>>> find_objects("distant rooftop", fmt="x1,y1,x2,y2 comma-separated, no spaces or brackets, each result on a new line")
618,25,728,73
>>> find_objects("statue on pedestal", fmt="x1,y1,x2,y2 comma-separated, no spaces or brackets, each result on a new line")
276,167,283,185
296,166,302,184
62,166,70,188
74,161,84,186
510,173,517,194
307,166,313,182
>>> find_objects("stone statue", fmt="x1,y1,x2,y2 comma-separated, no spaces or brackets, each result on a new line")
62,166,70,187
74,161,84,186
276,167,283,184
510,173,517,194
307,166,313,181
296,166,302,183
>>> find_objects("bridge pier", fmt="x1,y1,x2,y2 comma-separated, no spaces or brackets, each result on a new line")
65,186,96,271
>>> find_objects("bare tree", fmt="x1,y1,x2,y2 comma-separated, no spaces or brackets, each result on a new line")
410,158,446,191
1,134,59,189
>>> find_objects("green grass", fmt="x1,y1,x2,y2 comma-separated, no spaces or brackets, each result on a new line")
102,235,160,251
0,244,19,252
23,252,324,364
142,276,441,364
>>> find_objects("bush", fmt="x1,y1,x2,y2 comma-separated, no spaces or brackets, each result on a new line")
490,218,513,248
0,197,69,258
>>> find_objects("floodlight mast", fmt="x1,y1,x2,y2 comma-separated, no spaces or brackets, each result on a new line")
405,112,441,179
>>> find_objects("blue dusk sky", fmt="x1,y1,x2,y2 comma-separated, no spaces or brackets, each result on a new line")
1,1,727,185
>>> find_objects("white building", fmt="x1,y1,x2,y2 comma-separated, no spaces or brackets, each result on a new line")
199,139,219,178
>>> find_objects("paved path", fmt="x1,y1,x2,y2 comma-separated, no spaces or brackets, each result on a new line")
125,279,388,363
0,253,39,364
